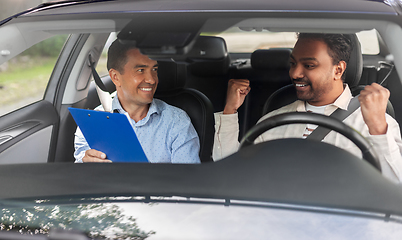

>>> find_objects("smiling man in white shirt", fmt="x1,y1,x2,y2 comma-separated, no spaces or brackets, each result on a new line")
213,33,402,183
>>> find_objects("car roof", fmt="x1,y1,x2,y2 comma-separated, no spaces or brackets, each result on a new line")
5,0,400,42
19,0,397,17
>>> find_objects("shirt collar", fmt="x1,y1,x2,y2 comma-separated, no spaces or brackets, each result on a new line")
295,84,353,112
111,96,124,112
333,84,352,110
111,97,161,125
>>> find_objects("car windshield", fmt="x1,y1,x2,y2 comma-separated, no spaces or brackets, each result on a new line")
1,197,401,240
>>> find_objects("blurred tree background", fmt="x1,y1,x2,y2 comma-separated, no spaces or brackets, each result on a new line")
0,0,67,58
0,0,69,115
23,35,68,57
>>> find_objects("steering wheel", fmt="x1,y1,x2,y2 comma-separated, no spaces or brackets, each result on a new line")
239,112,381,171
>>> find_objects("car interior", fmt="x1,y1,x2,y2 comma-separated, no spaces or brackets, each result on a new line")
57,33,402,163
0,14,402,166
2,2,402,235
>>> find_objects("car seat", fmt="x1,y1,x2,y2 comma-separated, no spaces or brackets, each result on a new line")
155,60,215,163
185,36,231,113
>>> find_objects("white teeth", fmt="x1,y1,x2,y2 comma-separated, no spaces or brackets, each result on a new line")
140,88,152,91
295,84,307,87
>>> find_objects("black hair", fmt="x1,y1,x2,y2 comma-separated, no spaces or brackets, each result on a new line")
297,33,353,80
107,39,137,74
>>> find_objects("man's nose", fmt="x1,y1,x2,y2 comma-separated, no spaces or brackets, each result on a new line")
144,70,157,84
290,64,304,80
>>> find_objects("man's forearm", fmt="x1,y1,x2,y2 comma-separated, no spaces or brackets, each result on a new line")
212,112,241,161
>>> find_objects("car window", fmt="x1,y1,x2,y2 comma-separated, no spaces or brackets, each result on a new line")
212,29,297,53
356,29,380,55
0,34,69,116
209,28,379,55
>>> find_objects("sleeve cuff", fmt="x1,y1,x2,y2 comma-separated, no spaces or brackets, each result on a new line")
214,111,239,133
367,126,400,154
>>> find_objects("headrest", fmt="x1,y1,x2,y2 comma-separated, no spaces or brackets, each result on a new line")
157,61,185,91
251,49,291,70
187,36,228,60
345,34,363,88
188,36,230,77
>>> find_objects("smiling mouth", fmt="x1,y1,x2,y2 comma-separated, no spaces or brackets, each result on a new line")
139,87,153,92
295,83,308,87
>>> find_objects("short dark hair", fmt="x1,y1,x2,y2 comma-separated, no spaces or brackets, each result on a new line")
107,39,137,74
297,33,353,80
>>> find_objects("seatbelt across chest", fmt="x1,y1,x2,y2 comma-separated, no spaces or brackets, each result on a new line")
306,96,360,141
88,54,114,112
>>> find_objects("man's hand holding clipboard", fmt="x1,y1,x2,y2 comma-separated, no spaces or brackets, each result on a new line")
69,107,149,163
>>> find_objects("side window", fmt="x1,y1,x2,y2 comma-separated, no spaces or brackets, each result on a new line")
0,34,69,116
356,29,380,55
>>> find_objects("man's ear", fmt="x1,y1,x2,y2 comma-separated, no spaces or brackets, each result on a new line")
109,69,121,87
334,61,347,81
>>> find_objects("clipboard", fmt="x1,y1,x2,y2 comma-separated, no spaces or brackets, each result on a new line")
69,107,148,162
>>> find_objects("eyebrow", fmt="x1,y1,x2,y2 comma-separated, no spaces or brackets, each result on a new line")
134,64,159,68
290,54,318,62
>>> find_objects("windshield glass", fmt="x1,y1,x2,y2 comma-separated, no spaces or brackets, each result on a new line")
207,28,379,55
1,198,401,239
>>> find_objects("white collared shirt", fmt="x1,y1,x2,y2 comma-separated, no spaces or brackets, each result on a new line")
213,85,402,183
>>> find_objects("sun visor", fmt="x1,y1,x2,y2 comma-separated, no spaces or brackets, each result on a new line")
117,14,206,58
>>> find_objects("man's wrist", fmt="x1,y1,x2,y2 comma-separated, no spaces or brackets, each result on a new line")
368,123,388,135
223,106,237,114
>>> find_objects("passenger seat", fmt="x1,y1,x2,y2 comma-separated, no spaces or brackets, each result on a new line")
185,36,231,113
155,61,215,163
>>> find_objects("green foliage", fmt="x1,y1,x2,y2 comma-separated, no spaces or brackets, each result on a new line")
22,35,69,58
0,34,69,113
0,203,155,239
0,56,56,109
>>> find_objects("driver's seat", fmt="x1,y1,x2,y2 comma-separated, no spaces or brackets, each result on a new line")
262,34,364,115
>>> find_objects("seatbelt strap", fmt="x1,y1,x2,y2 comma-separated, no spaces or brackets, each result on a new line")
88,54,114,112
306,96,360,141
88,54,114,94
